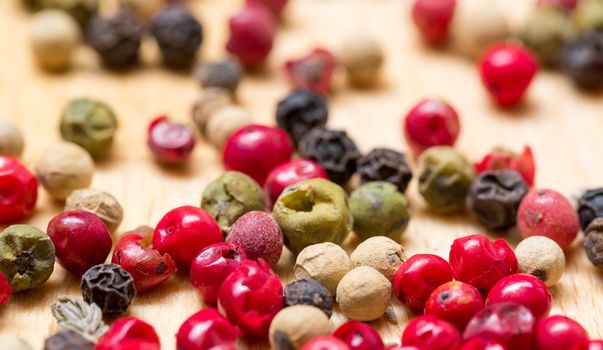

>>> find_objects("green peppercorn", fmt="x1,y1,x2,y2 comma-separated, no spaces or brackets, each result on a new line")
272,178,353,255
60,99,118,158
417,146,474,213
0,225,55,292
349,181,409,241
574,0,603,33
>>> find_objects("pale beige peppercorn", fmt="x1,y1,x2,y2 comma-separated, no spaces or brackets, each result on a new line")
205,105,253,149
515,236,565,287
65,189,123,233
340,34,384,88
336,266,391,321
269,305,331,350
31,10,80,71
0,120,25,157
119,0,164,20
350,236,406,281
294,242,352,295
191,88,232,135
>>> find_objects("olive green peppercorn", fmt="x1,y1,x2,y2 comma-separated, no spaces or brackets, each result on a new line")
65,189,123,233
574,0,603,33
349,181,410,241
521,5,575,67
0,120,25,157
340,33,384,88
31,10,80,72
269,305,331,350
191,88,232,136
418,146,474,213
273,178,353,254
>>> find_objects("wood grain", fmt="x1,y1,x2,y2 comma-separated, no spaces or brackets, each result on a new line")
1,0,602,348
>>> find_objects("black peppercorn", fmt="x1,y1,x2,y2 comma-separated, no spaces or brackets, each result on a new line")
585,217,603,268
357,148,413,193
560,31,603,90
44,330,94,350
577,188,603,231
466,170,529,230
284,279,333,317
80,264,136,314
87,10,144,68
298,127,360,185
151,5,203,68
276,89,328,146
194,59,242,95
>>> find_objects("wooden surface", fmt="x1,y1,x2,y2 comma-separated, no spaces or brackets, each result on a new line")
1,0,603,348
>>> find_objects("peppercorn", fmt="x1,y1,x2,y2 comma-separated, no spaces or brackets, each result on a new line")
464,303,536,349
294,242,352,295
226,5,276,69
205,106,253,149
264,159,328,208
276,89,328,146
119,0,164,21
585,218,603,268
40,0,99,29
417,146,474,213
227,211,283,266
31,10,80,72
349,182,410,241
201,171,266,229
80,264,136,314
284,279,333,317
60,98,118,158
0,272,12,305
515,236,565,286
96,317,160,350
273,179,352,254
51,296,108,342
404,99,461,157
246,0,289,18
0,224,55,292
577,188,603,230
0,334,34,350
302,337,349,350
44,330,94,350
350,236,406,281
486,274,552,320
412,0,456,46
357,148,412,193
333,320,385,350
151,5,203,68
403,316,461,350
191,88,232,135
285,48,337,95
269,305,331,350
0,157,38,224
35,142,94,201
574,0,603,33
560,31,603,89
87,10,144,68
474,146,536,187
0,121,25,158
176,309,238,350
340,34,384,88
147,115,196,165
425,281,485,331
535,315,590,350
336,266,391,321
65,189,123,233
194,59,242,96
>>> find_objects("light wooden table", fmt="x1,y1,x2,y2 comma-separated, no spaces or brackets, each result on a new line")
1,0,602,348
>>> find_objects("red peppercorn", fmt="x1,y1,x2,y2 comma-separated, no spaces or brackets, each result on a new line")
301,336,351,350
402,316,462,350
411,0,456,45
47,210,113,276
535,315,589,350
226,211,283,266
486,274,552,320
333,320,385,350
536,0,578,10
449,234,518,291
0,156,38,223
264,159,328,208
458,338,506,350
112,226,177,293
153,205,222,268
284,48,337,95
0,271,12,305
147,115,196,165
226,5,276,68
403,99,460,156
217,259,283,336
517,189,579,249
479,43,539,107
245,0,289,18
223,124,294,185
394,253,453,311
96,317,160,350
425,281,485,331
464,302,536,349
176,308,239,350
190,242,246,304
386,347,422,350
474,146,536,187
589,341,603,350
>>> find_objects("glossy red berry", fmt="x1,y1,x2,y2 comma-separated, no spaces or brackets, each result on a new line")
190,242,246,304
245,0,289,18
459,338,506,350
425,281,485,331
402,316,462,350
218,259,283,336
302,336,351,350
147,115,196,165
176,308,239,350
264,159,328,208
223,124,294,185
589,341,603,350
333,320,385,350
47,210,113,276
517,189,579,249
96,317,160,350
479,43,539,107
411,0,456,45
0,271,12,305
226,5,276,68
0,156,38,223
403,99,460,156
474,146,536,187
394,253,453,311
535,315,589,350
449,234,518,290
112,226,177,293
104,340,159,350
284,48,338,95
226,211,283,266
153,205,222,268
487,274,552,320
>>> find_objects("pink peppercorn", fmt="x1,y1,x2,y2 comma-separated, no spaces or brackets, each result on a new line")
517,189,579,249
153,205,222,268
425,281,485,331
403,99,460,156
176,308,239,350
411,0,456,45
96,317,160,350
458,338,506,350
223,124,294,185
301,336,351,350
0,271,12,305
147,115,196,165
245,0,289,18
474,146,536,187
264,159,328,208
284,48,338,95
486,274,552,320
0,156,38,224
333,320,385,350
47,210,113,276
226,5,276,69
394,253,453,311
449,234,518,291
226,211,283,266
402,316,462,350
479,43,539,107
535,315,589,350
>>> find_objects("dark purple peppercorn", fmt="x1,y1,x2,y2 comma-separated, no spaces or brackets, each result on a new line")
585,218,603,268
87,10,144,68
80,264,136,315
44,330,94,350
284,279,333,317
357,148,412,193
276,89,328,146
194,59,243,95
577,188,603,231
151,5,203,69
560,31,603,90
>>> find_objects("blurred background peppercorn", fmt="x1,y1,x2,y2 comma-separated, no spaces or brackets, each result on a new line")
339,33,384,88
573,0,603,33
194,59,243,96
560,31,603,89
585,218,603,269
31,10,80,72
578,188,603,231
0,120,25,157
191,88,232,136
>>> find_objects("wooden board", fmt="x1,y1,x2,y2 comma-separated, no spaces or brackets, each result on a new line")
1,0,603,348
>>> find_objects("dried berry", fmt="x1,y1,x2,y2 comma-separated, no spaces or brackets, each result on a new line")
0,272,12,305
80,264,136,314
246,0,289,18
269,305,331,350
177,309,238,350
285,48,337,95
205,106,253,149
585,218,603,268
44,330,94,350
147,115,196,165
404,99,461,157
87,10,144,68
284,279,333,317
151,5,203,68
41,0,99,29
276,88,329,146
0,156,38,223
402,316,461,350
50,296,108,342
578,188,603,231
333,320,385,350
487,274,552,320
560,31,603,89
294,242,352,296
425,281,484,331
340,34,384,87
574,0,603,32
191,88,232,135
264,159,328,208
535,315,590,350
357,148,413,193
31,10,80,71
226,5,275,68
227,211,283,266
412,0,457,45
96,317,160,350
515,236,565,286
336,266,391,321
65,189,123,233
350,236,406,281
474,146,536,187
0,120,25,158
194,59,242,96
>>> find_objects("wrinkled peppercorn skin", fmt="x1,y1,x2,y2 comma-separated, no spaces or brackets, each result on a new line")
87,10,144,68
276,89,329,146
560,31,603,89
357,148,413,193
284,279,333,317
151,5,203,68
578,188,603,231
585,218,603,268
284,48,337,95
80,264,136,314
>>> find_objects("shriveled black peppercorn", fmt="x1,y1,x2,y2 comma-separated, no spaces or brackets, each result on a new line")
585,217,603,268
87,10,144,68
284,279,333,317
151,5,203,69
80,264,136,314
298,127,360,185
577,188,603,231
560,31,603,90
44,330,94,350
466,170,529,230
276,89,328,146
357,148,412,193
194,59,242,95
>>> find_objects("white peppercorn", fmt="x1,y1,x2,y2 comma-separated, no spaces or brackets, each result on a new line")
340,33,384,87
191,88,232,135
350,236,406,281
0,120,25,157
31,10,80,71
515,236,565,287
269,305,331,350
294,242,352,295
336,266,391,321
205,106,252,149
65,189,123,233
